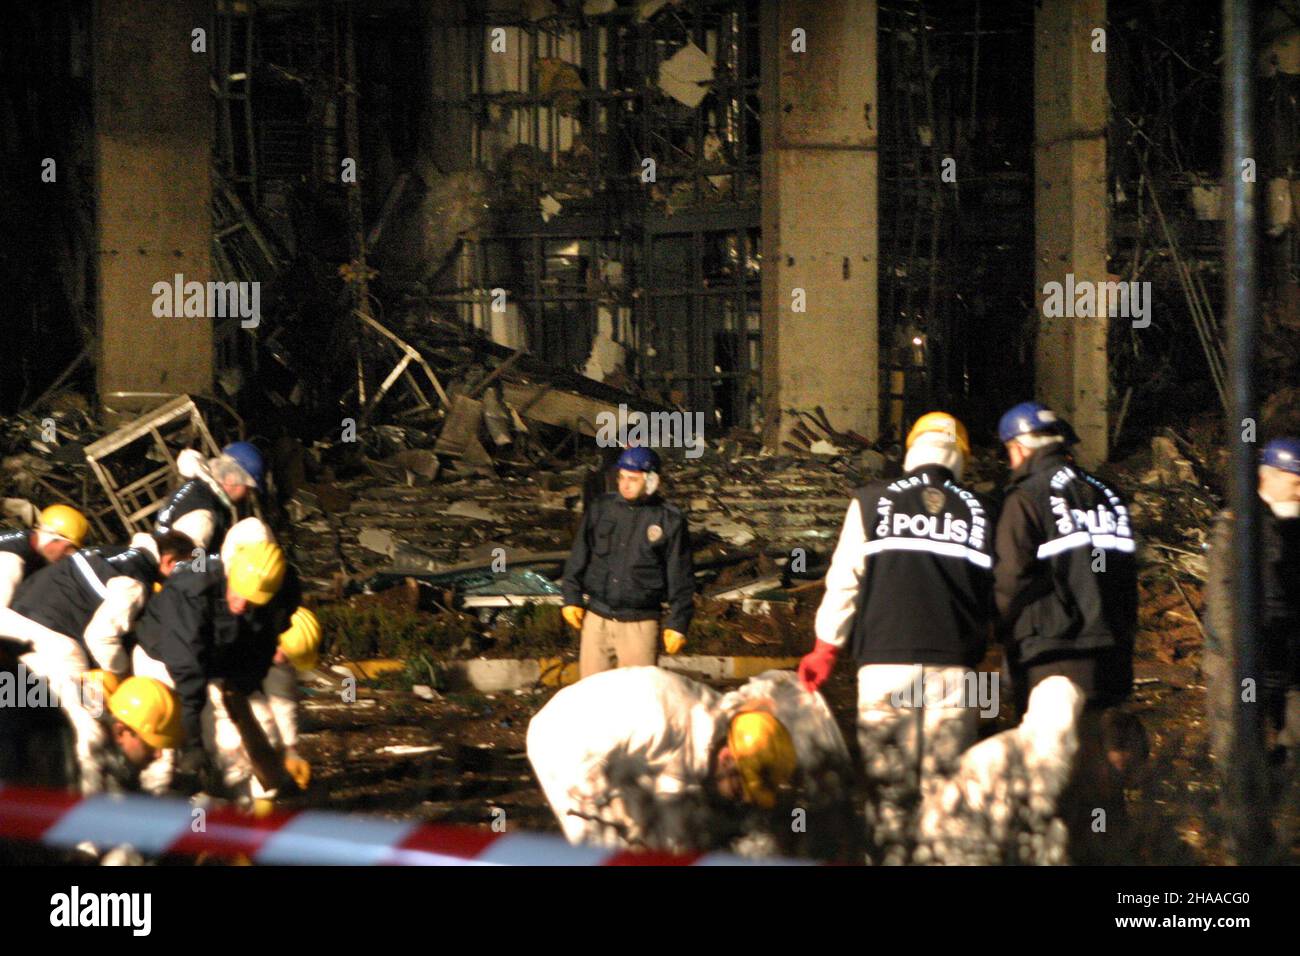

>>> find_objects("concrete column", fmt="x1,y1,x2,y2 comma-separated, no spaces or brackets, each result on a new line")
760,0,879,447
94,0,213,412
1034,0,1109,465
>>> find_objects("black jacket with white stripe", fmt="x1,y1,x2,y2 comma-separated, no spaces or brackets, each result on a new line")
994,446,1138,670
11,545,158,642
0,529,42,575
133,557,300,745
831,465,996,667
155,479,232,553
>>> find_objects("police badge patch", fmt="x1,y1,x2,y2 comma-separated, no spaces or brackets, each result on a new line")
647,524,663,543
922,487,946,515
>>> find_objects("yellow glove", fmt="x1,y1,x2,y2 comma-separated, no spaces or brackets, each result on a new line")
663,629,686,655
285,754,311,790
562,605,586,630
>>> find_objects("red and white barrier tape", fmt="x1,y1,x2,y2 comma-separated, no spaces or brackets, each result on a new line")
0,785,808,866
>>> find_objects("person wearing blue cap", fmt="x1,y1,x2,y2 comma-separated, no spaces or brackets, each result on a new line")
154,441,265,555
993,400,1140,859
561,446,694,678
1205,437,1300,759
994,401,1138,715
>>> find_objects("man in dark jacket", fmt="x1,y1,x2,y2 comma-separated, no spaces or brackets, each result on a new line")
0,504,89,608
1205,436,1300,763
154,441,265,555
131,539,291,794
994,402,1137,714
0,531,190,792
994,401,1139,861
798,412,997,863
562,447,694,678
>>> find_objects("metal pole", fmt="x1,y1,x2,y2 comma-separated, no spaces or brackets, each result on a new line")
1222,0,1273,864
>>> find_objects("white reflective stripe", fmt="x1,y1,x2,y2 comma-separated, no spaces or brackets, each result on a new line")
862,536,993,569
1036,530,1134,559
71,552,109,601
1090,534,1135,552
1035,531,1091,558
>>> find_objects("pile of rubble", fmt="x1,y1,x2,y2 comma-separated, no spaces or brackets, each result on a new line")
1109,424,1225,673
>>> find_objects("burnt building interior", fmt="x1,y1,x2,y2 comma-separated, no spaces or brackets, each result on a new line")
1,0,1298,868
7,0,1299,454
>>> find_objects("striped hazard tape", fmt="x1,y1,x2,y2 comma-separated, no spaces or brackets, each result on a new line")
0,785,809,866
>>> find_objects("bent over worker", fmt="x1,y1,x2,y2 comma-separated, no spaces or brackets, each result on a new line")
0,504,89,607
0,532,189,792
799,411,996,864
527,666,848,852
131,538,289,795
80,672,185,795
155,441,265,554
203,518,312,803
561,447,694,677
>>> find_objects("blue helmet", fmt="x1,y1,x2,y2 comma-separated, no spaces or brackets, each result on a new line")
617,446,661,473
222,441,265,491
1261,437,1300,474
998,401,1067,444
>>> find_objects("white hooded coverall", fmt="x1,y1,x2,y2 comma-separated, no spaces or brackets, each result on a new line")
527,667,723,848
527,667,850,849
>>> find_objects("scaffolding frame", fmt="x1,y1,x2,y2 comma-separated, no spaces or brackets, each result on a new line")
424,0,763,430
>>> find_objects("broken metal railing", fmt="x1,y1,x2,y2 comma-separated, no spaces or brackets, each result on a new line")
82,396,223,536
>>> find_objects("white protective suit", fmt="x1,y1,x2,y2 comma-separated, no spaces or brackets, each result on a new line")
917,675,1086,864
527,667,849,849
0,533,160,793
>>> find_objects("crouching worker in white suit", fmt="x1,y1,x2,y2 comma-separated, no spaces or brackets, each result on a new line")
0,532,189,792
527,667,850,854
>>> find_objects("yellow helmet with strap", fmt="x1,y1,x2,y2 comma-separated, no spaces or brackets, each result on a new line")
279,607,323,671
108,677,183,749
36,504,90,547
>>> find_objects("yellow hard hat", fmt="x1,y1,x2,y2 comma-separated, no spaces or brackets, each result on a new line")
906,411,971,458
279,607,322,671
37,504,90,547
227,540,286,606
727,709,798,809
108,677,183,750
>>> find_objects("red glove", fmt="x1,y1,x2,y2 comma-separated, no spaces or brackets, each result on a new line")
798,641,840,692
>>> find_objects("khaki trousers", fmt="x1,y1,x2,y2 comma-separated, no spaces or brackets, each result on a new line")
578,612,658,678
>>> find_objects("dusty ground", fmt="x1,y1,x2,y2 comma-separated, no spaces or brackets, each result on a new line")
291,606,1297,863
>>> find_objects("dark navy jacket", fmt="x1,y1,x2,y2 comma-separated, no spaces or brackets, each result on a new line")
0,529,43,577
134,557,301,744
562,492,694,633
995,447,1138,674
12,544,158,642
155,479,232,552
